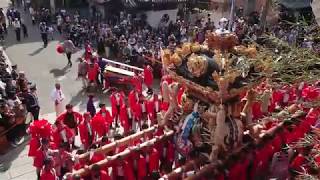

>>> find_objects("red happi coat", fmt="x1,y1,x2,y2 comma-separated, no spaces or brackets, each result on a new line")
146,97,156,122
119,104,130,133
78,120,95,148
133,100,143,121
154,128,164,158
56,111,83,128
290,154,308,173
230,159,250,180
166,141,175,163
252,101,263,120
123,160,135,180
88,62,99,81
149,148,160,173
33,148,46,168
91,112,110,137
99,170,111,180
131,74,143,94
143,65,153,87
138,154,147,180
90,152,105,164
40,169,57,180
28,136,40,157
110,92,125,120
228,162,245,180
33,143,57,169
51,126,75,147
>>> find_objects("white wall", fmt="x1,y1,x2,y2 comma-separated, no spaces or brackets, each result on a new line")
142,9,178,28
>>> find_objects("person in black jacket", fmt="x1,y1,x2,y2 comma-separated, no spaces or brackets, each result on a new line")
23,84,40,120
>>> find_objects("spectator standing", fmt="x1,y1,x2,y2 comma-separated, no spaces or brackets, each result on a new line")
29,6,35,25
13,18,21,41
77,58,88,88
21,21,28,38
39,22,48,47
24,84,40,120
62,39,77,67
0,8,7,34
50,83,65,117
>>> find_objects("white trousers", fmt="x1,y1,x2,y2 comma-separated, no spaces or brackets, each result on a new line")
55,102,64,117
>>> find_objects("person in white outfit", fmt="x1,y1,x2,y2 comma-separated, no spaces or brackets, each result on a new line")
50,83,65,117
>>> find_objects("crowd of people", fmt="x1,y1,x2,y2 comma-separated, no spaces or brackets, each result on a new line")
0,1,319,180
29,63,175,179
0,48,40,148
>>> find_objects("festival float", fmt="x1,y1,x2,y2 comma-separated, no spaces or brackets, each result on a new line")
159,20,266,161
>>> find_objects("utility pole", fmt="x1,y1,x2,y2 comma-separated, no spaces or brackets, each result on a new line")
228,0,235,30
260,0,272,31
50,0,55,13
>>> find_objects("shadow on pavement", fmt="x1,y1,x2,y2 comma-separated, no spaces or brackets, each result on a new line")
49,65,71,77
0,136,30,172
28,47,44,56
68,88,87,108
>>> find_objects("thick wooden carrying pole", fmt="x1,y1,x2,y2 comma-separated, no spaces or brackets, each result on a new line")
78,125,158,160
184,110,310,180
73,130,174,177
160,155,208,180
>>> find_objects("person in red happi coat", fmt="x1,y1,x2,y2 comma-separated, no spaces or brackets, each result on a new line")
227,155,246,180
78,112,95,149
123,160,135,180
28,136,40,157
143,64,153,94
91,103,112,137
138,154,147,180
119,104,130,133
166,140,175,165
146,95,156,124
40,157,57,180
89,150,105,164
56,104,83,135
84,43,93,62
149,148,160,174
132,71,143,94
90,164,111,180
52,120,75,148
87,59,100,86
110,90,125,127
34,139,58,179
96,103,113,124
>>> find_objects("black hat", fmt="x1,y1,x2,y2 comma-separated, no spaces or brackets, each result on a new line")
65,104,73,109
99,103,105,108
